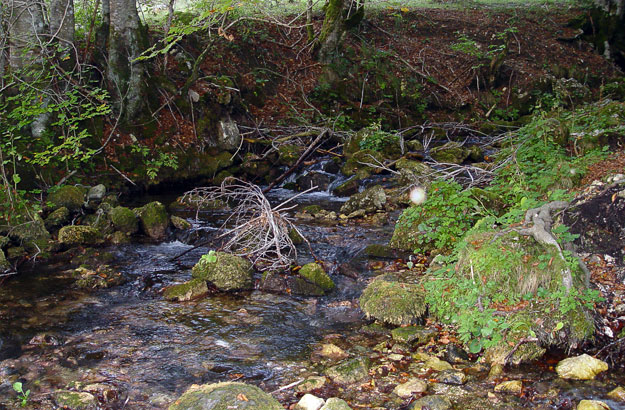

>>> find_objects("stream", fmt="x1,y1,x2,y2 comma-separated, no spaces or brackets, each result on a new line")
1,172,624,409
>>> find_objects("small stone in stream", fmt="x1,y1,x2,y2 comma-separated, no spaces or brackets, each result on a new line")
425,357,453,371
360,323,390,337
295,394,325,410
408,394,453,410
445,344,470,364
437,369,467,385
325,357,370,384
320,398,352,410
556,354,608,380
607,386,625,402
171,215,192,230
388,353,404,361
488,363,504,379
296,376,327,393
54,391,97,410
391,326,436,344
494,380,522,394
393,378,428,398
318,344,348,361
577,400,611,410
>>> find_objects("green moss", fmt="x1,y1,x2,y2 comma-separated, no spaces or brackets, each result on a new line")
430,141,469,164
332,178,359,197
341,149,384,178
45,206,70,230
135,201,168,240
325,357,370,384
110,206,139,234
169,382,282,410
288,228,304,245
363,244,395,259
58,225,102,246
359,275,425,325
278,144,304,166
164,279,209,301
302,205,323,214
191,251,253,291
54,391,97,410
391,326,436,344
171,215,192,230
299,262,335,292
48,185,85,212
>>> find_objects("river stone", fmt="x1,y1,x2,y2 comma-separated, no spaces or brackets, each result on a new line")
49,185,85,212
45,206,70,230
171,215,192,230
577,400,611,410
445,344,470,364
164,279,209,301
319,344,348,361
135,201,169,240
332,178,359,197
408,394,453,410
297,171,332,191
168,382,282,410
54,391,97,410
58,225,101,245
320,398,352,410
295,394,325,410
391,326,436,344
341,149,384,179
556,354,608,380
87,184,106,202
325,357,370,384
2,210,50,251
298,263,335,293
393,378,428,398
359,275,425,326
340,185,386,215
425,357,453,371
430,141,469,164
110,206,139,234
296,376,327,393
191,252,253,291
494,380,522,394
217,119,241,151
278,144,304,166
437,369,467,385
608,387,625,402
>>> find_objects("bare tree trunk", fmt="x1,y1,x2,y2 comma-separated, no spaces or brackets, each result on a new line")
306,0,314,43
49,0,74,44
7,0,46,70
0,0,7,87
106,0,147,122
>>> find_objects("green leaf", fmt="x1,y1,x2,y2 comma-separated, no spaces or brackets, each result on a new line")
554,321,564,331
12,174,21,184
13,382,22,393
468,339,483,354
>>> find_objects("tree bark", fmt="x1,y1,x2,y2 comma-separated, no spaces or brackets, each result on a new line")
106,0,147,122
7,0,46,70
49,0,75,44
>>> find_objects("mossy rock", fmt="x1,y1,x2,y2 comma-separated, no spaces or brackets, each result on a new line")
168,382,282,410
191,252,253,291
289,228,304,245
408,395,452,410
73,266,125,289
171,215,192,230
58,225,102,246
341,149,384,179
164,279,209,301
171,195,229,211
135,201,169,240
110,206,139,234
340,185,386,215
1,209,51,252
363,244,397,259
395,158,431,176
278,144,305,166
430,141,469,164
332,178,359,197
45,206,70,230
48,185,85,212
359,275,426,325
320,398,352,410
240,153,272,179
298,262,335,293
0,249,9,271
54,391,97,410
391,326,437,344
325,357,370,384
344,128,374,158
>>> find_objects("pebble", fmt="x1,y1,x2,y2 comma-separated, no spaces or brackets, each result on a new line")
494,380,522,394
393,378,427,398
607,386,625,402
295,394,325,410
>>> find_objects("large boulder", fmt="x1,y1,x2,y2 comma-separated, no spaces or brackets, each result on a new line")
192,252,253,291
359,274,426,325
340,185,386,215
1,209,51,252
168,382,282,410
58,225,101,246
135,201,169,240
110,206,139,234
49,185,85,212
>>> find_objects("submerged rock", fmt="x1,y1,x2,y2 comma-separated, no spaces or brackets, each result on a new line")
408,394,452,410
135,201,169,240
359,275,425,325
110,206,139,234
192,252,253,291
340,185,386,215
556,354,608,380
607,387,625,402
164,279,209,301
325,357,370,384
168,382,282,410
494,380,522,394
49,185,84,212
58,225,101,245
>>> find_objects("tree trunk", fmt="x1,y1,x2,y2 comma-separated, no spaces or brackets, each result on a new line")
316,0,346,65
7,0,46,70
106,0,147,122
49,0,75,44
1,0,7,88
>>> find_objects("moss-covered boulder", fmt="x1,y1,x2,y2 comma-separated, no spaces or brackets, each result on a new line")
576,400,611,410
430,141,469,164
164,279,209,301
54,390,97,410
171,215,192,230
359,274,426,325
341,149,384,179
110,206,139,234
191,252,253,291
278,144,304,166
49,185,85,212
297,262,335,294
45,206,70,230
340,185,386,215
1,210,51,253
58,225,102,246
325,357,370,384
135,201,169,240
168,382,282,410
